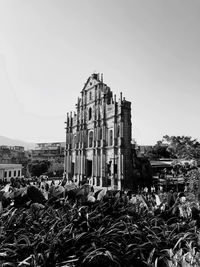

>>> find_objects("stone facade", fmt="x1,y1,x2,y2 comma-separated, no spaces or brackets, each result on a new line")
64,73,133,190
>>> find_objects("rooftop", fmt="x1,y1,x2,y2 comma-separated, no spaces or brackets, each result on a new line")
0,164,22,170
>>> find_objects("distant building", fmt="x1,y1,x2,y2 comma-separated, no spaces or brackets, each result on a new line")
0,164,22,182
10,146,25,152
31,142,65,162
0,145,27,165
64,73,133,190
0,145,24,152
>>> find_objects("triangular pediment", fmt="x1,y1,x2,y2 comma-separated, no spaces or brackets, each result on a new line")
82,73,102,91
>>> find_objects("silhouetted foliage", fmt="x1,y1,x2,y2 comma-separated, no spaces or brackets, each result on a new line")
145,135,200,160
28,160,51,177
131,150,153,191
47,162,64,177
145,141,173,160
163,135,200,159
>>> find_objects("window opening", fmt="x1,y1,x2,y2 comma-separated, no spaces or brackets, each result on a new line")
86,160,92,178
89,107,92,120
89,131,93,147
109,130,113,146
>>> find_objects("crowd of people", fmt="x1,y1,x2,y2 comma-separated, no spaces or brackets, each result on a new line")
0,174,199,223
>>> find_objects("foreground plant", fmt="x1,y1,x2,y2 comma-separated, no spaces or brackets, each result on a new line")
0,196,200,266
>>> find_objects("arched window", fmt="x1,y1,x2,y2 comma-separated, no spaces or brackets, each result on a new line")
109,130,113,146
89,107,92,120
89,131,93,147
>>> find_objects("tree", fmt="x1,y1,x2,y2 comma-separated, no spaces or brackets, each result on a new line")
188,169,200,200
145,135,200,160
47,162,64,177
28,160,51,177
145,141,173,160
131,156,153,191
162,135,200,160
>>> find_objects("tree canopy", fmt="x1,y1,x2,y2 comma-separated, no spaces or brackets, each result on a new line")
145,141,172,160
28,160,51,177
145,135,200,160
162,135,200,160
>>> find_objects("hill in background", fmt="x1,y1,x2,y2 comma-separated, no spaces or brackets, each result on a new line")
0,135,35,150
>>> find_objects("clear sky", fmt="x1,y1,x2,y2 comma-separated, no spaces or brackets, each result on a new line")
0,0,200,145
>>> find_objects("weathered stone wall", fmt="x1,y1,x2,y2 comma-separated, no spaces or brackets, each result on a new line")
64,74,133,190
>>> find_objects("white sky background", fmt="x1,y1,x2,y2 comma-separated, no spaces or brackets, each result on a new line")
0,0,200,145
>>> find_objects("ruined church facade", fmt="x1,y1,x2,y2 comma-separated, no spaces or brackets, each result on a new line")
64,74,133,190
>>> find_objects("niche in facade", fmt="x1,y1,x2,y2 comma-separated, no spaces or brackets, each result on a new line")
89,107,92,120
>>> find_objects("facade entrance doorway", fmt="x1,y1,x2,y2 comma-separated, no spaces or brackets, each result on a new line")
86,160,92,178
71,162,74,178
